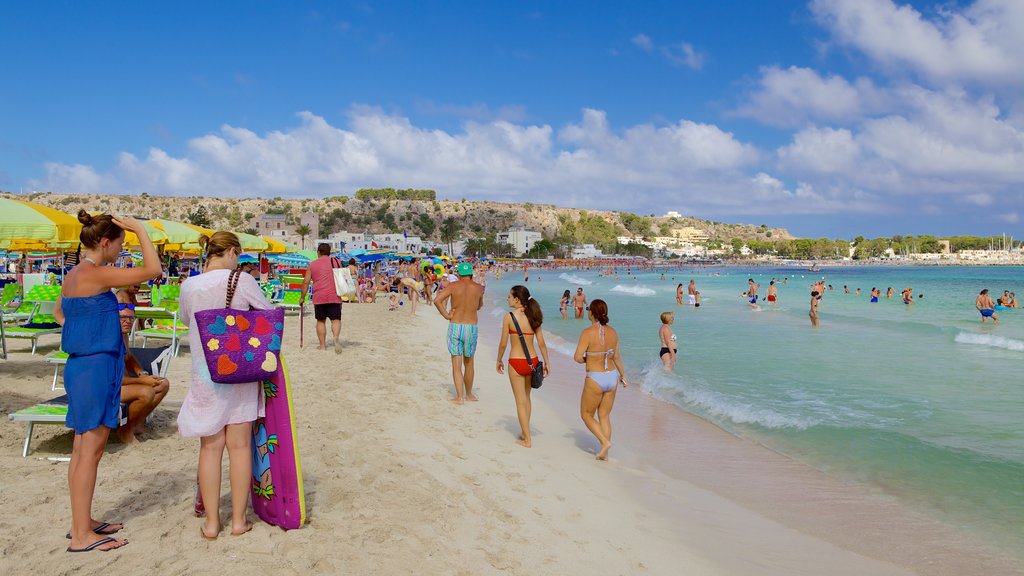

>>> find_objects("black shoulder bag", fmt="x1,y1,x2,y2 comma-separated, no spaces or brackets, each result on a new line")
510,313,543,389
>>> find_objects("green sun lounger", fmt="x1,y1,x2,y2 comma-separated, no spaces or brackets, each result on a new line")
9,346,171,457
5,285,63,354
133,304,188,356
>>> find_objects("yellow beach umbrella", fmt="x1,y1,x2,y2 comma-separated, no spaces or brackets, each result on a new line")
236,232,269,252
0,197,82,248
260,236,289,254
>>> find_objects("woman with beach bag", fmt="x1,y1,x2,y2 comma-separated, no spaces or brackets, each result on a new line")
178,232,275,540
495,285,550,448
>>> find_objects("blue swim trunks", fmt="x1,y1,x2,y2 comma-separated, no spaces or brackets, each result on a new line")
980,309,995,317
749,295,758,304
447,323,478,357
870,297,878,303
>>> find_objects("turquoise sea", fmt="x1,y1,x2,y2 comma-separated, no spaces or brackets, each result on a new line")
484,265,1024,558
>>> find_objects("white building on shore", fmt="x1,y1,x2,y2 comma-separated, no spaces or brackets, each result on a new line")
317,231,424,253
571,244,604,259
497,226,543,257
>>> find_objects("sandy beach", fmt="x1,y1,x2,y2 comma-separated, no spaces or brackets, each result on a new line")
1,298,1019,575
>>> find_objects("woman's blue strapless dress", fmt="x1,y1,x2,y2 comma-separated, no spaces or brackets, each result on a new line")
62,291,125,433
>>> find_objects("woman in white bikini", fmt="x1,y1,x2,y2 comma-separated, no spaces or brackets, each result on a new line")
573,299,628,461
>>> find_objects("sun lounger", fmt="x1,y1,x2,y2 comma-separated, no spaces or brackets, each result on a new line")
8,346,171,457
5,285,63,354
133,304,188,356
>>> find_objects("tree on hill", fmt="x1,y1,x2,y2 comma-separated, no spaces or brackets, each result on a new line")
186,206,212,227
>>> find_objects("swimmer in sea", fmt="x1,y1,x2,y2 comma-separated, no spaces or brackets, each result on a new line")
745,278,760,310
886,287,894,299
870,287,880,303
687,279,697,306
572,287,587,319
658,312,677,370
559,289,571,320
767,280,777,304
902,287,913,305
676,283,683,306
976,289,997,324
809,290,820,327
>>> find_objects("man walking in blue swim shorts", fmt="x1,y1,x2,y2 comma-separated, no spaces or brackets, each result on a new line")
434,262,485,404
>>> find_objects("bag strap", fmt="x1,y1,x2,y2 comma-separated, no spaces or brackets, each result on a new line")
509,313,533,364
225,269,241,308
331,257,341,269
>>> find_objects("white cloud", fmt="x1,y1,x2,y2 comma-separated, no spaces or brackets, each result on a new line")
734,66,888,127
631,33,654,52
810,0,1024,86
778,126,860,174
29,108,785,216
662,42,704,70
631,34,705,70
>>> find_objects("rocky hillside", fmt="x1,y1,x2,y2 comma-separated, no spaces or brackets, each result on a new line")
5,191,793,244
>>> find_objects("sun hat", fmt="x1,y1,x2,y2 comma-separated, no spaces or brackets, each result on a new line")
457,261,473,276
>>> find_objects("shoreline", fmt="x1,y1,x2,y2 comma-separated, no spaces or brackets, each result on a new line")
0,299,1019,574
476,293,1024,575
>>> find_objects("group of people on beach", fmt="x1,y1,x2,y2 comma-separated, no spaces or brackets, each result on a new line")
432,268,628,461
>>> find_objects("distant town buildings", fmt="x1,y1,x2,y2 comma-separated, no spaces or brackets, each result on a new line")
664,210,683,219
317,231,425,254
571,244,604,259
248,211,319,249
497,226,543,257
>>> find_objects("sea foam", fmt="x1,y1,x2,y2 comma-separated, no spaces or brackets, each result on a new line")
640,363,818,430
609,284,656,297
954,332,1024,352
557,273,593,286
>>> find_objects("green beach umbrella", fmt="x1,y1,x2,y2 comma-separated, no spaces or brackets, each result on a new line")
0,197,82,249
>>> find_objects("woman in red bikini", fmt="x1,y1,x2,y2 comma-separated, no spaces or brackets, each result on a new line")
495,285,550,448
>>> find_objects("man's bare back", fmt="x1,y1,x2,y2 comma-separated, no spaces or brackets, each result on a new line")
435,277,484,324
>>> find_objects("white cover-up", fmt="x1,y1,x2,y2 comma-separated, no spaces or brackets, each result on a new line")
176,269,274,438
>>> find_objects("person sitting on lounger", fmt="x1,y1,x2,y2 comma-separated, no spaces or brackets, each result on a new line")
116,290,169,444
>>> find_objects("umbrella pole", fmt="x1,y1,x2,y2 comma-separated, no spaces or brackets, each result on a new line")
299,304,304,349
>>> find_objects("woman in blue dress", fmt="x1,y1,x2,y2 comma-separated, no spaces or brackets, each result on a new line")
54,210,161,553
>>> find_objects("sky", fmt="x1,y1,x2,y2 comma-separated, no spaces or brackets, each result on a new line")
2,0,1023,239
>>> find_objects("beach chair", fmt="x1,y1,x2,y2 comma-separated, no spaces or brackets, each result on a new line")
4,285,63,354
45,349,69,390
277,290,303,314
133,304,188,356
1,283,20,307
151,284,181,307
8,346,171,457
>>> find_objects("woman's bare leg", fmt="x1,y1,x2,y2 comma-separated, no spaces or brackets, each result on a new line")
68,427,126,550
580,380,611,459
596,388,618,460
508,372,532,447
225,422,253,535
198,429,226,538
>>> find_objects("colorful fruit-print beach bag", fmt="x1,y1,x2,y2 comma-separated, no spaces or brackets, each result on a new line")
195,269,285,384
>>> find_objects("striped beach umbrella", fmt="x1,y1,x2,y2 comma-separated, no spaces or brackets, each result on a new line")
0,198,82,249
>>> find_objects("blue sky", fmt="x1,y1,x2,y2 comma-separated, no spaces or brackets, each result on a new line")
2,0,1022,238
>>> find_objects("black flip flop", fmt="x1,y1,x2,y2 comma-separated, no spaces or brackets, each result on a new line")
66,537,127,553
65,522,123,539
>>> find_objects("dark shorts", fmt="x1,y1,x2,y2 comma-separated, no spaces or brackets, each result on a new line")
314,303,342,321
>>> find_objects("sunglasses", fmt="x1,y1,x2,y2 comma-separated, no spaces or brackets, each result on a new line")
118,303,136,311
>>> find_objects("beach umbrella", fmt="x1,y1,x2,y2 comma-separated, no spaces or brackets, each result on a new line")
0,198,82,249
260,236,290,254
122,221,170,248
236,232,269,252
296,249,318,261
